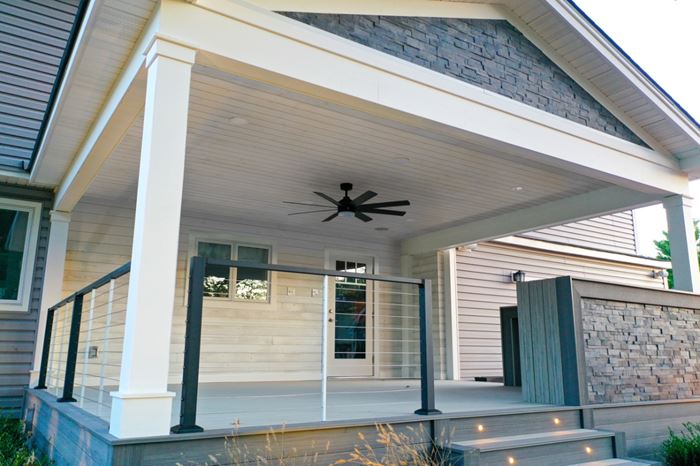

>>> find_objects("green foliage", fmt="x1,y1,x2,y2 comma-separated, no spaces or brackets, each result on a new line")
654,219,700,289
0,417,50,466
661,422,700,466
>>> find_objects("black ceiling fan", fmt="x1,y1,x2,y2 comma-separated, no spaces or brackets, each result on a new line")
285,183,410,222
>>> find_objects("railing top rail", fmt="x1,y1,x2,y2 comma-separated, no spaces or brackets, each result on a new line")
49,261,131,311
204,257,424,286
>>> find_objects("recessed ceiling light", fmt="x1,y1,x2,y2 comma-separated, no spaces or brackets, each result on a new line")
229,116,249,126
511,186,524,192
375,227,389,231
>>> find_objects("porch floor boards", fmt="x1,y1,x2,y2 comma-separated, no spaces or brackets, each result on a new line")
170,379,544,430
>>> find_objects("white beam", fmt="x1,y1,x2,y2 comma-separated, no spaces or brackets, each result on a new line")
109,38,195,439
401,186,661,255
50,14,161,212
161,0,689,195
29,211,71,386
663,195,700,292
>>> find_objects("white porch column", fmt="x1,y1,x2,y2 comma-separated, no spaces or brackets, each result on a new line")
663,195,700,292
109,39,195,438
29,210,71,386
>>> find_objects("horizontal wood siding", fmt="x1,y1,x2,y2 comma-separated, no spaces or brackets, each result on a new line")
0,185,52,417
65,200,405,383
456,241,664,380
522,211,637,254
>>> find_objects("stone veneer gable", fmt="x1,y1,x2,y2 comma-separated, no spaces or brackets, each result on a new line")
582,297,700,404
281,13,647,146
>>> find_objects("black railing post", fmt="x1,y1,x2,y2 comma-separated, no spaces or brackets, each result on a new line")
35,308,55,389
415,279,441,415
171,256,205,433
58,294,83,402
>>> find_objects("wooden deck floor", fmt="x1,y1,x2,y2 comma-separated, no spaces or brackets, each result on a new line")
170,379,545,430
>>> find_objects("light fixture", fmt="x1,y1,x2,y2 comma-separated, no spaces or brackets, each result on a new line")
553,417,560,425
585,446,593,454
511,186,524,192
477,424,485,432
508,457,516,465
338,211,354,218
511,270,526,283
652,269,669,279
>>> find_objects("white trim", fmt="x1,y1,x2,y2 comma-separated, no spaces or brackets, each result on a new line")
163,0,689,195
242,0,505,19
492,236,671,269
401,186,661,255
443,248,460,380
0,198,42,313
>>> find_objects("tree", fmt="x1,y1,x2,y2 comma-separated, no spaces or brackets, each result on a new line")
654,219,700,289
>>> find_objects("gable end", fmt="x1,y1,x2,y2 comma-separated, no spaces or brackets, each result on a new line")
281,13,647,147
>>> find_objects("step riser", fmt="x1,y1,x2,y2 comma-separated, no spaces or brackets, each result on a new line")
452,437,615,466
437,410,582,445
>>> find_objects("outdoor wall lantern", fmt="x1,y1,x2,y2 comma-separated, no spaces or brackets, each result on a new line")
511,270,526,283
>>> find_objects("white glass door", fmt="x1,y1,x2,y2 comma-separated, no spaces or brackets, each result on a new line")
327,255,374,377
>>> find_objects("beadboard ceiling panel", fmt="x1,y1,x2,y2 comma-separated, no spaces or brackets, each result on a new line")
81,67,610,242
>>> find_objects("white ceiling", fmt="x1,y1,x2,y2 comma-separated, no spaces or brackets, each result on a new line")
82,66,610,242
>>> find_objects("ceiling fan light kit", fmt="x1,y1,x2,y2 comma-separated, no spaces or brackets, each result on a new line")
285,183,410,223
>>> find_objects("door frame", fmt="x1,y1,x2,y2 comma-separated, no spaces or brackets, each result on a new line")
324,249,377,377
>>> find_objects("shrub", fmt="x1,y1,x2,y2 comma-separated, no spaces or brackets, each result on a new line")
661,422,700,466
0,417,50,466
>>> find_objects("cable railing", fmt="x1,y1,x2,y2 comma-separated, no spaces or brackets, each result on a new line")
36,263,130,421
170,257,440,433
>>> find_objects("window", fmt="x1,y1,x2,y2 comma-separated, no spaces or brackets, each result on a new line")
196,239,271,303
0,199,41,312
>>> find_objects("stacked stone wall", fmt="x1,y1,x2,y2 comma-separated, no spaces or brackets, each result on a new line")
582,298,700,403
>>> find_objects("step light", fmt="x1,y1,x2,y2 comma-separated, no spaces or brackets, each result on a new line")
477,424,485,432
585,446,593,454
553,417,561,425
507,457,516,464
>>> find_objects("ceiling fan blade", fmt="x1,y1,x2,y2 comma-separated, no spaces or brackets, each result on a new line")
288,209,337,216
314,192,340,206
354,211,373,222
358,200,410,210
322,212,339,222
360,209,406,216
284,201,333,208
351,190,378,206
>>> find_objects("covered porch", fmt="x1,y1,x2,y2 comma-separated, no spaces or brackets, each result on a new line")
27,0,699,443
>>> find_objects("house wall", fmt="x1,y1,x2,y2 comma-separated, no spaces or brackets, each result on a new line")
0,184,52,417
455,241,665,380
280,13,645,146
64,199,415,384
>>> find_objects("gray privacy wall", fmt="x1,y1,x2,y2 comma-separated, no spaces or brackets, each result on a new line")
0,184,52,416
517,277,700,406
281,13,645,146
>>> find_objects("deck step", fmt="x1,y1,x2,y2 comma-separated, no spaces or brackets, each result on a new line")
448,429,617,466
567,459,660,466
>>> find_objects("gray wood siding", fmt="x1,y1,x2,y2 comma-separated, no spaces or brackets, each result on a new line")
455,241,664,380
522,211,637,254
0,0,82,169
0,184,52,417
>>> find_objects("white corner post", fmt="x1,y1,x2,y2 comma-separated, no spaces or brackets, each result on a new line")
109,38,195,438
30,210,71,386
663,195,700,292
442,249,460,380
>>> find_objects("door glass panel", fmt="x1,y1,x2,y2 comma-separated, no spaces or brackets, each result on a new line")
334,260,367,359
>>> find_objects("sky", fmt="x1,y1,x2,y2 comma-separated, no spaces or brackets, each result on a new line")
573,0,700,257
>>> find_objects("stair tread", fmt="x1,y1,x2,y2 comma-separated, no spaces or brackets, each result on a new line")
567,459,660,466
452,429,614,452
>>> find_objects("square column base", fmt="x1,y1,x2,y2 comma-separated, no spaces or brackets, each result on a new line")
109,391,176,438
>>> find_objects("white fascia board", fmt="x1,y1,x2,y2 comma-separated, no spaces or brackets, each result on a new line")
244,0,505,18
164,0,689,195
546,0,700,152
52,14,161,212
492,236,672,269
401,186,661,255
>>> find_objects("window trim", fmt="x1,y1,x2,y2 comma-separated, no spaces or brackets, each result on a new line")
0,198,42,312
188,233,275,305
